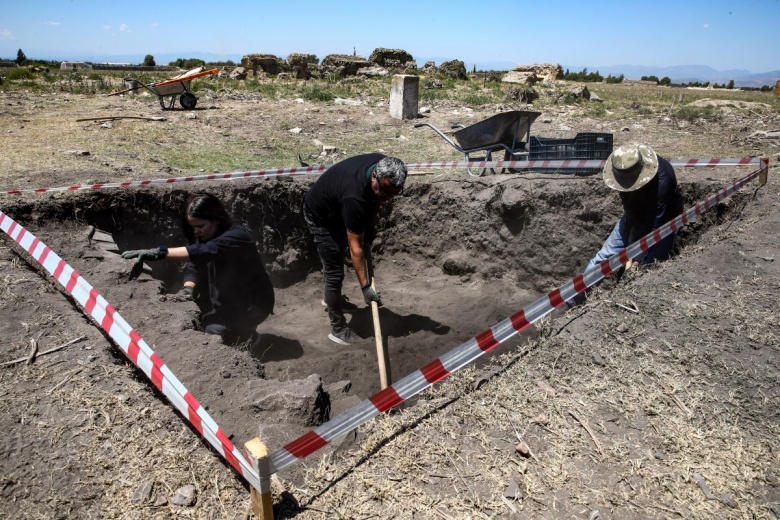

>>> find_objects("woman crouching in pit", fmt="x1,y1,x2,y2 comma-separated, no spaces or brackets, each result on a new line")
122,193,275,345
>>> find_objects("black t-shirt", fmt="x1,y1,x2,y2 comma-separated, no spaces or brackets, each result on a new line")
304,153,383,237
620,156,683,243
183,225,274,319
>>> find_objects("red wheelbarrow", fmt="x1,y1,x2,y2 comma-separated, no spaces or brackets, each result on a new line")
117,66,219,110
415,110,541,176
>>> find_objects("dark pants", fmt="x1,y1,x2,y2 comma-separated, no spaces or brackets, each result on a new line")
303,205,352,333
201,304,272,345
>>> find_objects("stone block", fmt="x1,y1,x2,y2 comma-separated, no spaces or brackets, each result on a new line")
389,75,419,120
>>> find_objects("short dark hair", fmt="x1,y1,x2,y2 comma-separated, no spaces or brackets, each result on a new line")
182,193,233,242
375,156,407,188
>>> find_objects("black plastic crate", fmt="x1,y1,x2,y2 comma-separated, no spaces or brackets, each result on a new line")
528,132,613,174
529,132,613,160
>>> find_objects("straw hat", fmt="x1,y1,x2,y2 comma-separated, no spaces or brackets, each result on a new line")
602,143,659,192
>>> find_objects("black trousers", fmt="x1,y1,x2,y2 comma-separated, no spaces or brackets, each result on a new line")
303,205,350,333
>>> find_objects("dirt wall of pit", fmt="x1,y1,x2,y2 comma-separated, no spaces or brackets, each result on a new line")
0,172,738,480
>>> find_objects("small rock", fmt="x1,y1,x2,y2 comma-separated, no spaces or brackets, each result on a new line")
131,480,154,503
288,127,303,134
515,442,531,458
504,479,524,500
616,323,629,333
186,113,197,119
334,98,362,106
100,122,113,129
154,495,168,507
531,413,549,426
720,493,737,508
419,106,431,113
536,380,556,397
654,451,667,460
592,353,606,366
171,484,197,506
220,371,231,379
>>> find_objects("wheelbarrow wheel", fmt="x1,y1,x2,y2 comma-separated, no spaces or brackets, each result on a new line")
180,93,197,110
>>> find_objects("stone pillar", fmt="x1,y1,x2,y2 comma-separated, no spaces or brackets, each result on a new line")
389,74,419,120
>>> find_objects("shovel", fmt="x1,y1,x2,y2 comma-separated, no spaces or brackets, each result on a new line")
370,277,391,389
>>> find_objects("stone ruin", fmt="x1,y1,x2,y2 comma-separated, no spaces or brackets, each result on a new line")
320,54,371,77
502,64,563,86
240,54,288,75
60,61,93,71
368,48,417,71
287,53,310,80
436,60,468,80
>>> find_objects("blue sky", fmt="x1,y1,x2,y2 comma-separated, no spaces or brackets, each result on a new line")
1,0,778,73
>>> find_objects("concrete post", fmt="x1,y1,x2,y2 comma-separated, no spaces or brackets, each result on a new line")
389,74,419,120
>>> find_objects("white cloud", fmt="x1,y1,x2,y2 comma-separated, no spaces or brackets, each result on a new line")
0,29,12,39
44,21,61,26
119,23,130,33
703,23,710,29
101,25,111,31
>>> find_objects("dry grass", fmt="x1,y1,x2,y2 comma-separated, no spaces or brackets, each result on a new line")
1,74,778,519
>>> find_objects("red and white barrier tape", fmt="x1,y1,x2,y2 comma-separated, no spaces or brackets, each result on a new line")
0,157,769,485
0,214,263,491
267,158,769,474
0,158,762,197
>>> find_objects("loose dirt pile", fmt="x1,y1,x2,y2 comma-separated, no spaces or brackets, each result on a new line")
0,86,778,519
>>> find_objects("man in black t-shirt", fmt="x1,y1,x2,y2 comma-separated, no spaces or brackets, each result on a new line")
303,153,407,345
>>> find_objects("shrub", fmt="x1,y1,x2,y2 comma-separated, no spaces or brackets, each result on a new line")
6,68,34,80
300,84,334,102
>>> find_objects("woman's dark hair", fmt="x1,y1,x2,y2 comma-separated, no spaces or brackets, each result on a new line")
182,193,233,243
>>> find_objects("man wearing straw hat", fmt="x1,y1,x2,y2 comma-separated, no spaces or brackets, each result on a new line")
570,143,683,304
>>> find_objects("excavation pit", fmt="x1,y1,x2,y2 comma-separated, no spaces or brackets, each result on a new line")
0,170,742,483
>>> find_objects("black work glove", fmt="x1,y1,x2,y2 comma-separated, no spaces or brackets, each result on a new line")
121,247,167,262
128,261,145,281
171,285,194,302
362,284,382,306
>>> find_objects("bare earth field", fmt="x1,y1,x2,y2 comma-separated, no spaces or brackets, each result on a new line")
0,81,779,519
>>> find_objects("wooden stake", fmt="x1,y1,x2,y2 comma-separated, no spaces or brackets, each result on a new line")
245,438,274,520
371,277,391,389
759,158,768,186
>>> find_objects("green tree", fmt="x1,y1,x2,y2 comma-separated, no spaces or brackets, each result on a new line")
727,79,735,89
659,76,671,86
169,57,206,69
142,54,156,66
15,48,27,65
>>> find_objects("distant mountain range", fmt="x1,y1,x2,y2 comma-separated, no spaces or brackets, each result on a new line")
16,50,779,88
562,64,780,88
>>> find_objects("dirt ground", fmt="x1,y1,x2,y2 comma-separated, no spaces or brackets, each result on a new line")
0,84,779,519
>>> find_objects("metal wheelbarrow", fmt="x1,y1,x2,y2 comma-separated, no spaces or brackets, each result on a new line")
415,110,541,176
120,66,219,110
